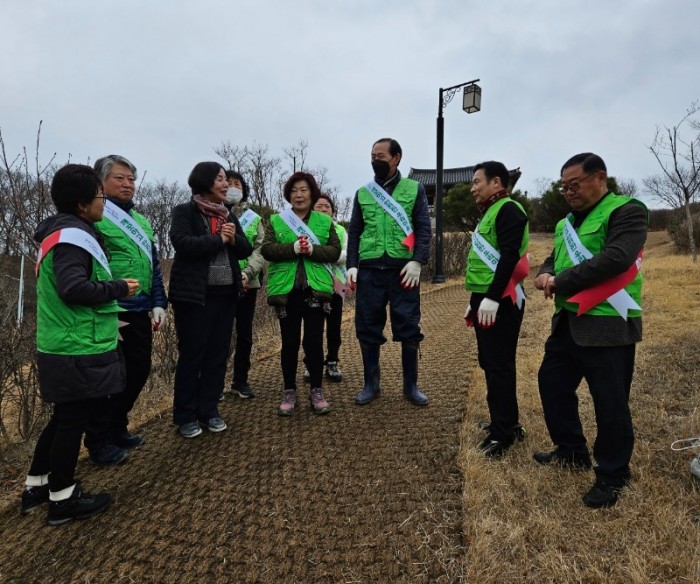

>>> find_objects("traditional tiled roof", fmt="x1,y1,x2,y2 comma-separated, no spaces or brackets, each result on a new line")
408,166,521,188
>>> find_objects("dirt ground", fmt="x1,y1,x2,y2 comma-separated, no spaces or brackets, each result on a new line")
0,283,471,583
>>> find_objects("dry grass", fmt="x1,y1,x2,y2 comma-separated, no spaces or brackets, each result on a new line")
463,231,700,583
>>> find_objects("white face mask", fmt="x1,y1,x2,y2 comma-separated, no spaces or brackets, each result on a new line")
225,187,243,205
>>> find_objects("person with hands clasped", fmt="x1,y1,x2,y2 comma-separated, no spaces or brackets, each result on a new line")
168,162,252,438
346,137,432,406
464,161,529,459
533,153,648,509
83,155,168,467
261,172,341,416
22,164,138,525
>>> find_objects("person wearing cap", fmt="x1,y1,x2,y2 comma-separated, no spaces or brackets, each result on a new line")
261,171,341,416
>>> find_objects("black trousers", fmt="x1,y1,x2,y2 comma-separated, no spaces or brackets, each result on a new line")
472,295,524,443
30,397,109,492
324,292,343,362
172,290,237,426
355,267,424,345
538,317,636,485
231,287,258,388
279,288,325,390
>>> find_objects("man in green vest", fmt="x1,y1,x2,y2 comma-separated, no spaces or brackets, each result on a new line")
85,155,168,465
464,161,529,459
533,152,648,509
346,137,432,406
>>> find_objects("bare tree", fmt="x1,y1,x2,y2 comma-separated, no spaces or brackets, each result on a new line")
137,179,190,258
214,140,249,172
616,178,638,198
283,139,309,173
645,102,700,262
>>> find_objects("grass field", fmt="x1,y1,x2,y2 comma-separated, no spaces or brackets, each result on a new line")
462,231,700,583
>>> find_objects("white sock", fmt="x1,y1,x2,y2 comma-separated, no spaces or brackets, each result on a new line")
25,474,49,488
49,483,76,502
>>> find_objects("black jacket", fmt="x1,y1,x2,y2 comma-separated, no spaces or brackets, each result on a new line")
34,214,129,404
168,200,252,305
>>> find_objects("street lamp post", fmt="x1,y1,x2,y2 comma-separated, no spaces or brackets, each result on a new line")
433,79,481,283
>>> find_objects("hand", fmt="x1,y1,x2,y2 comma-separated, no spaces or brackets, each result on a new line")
123,278,140,297
293,236,313,255
346,267,358,291
151,307,167,332
477,298,499,328
241,272,249,286
534,273,552,290
400,261,422,289
464,305,474,327
220,222,236,244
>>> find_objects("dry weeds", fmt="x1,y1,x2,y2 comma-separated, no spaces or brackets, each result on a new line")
464,231,700,584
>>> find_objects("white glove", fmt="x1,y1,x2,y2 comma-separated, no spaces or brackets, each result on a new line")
293,238,313,255
241,272,249,289
464,305,471,320
477,298,499,327
346,267,358,290
400,261,422,289
151,307,167,331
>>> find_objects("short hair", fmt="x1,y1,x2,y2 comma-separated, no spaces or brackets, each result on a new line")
282,171,321,204
373,138,402,159
188,161,225,196
94,154,137,183
560,153,607,176
51,164,102,214
473,161,510,189
225,169,250,202
315,192,336,214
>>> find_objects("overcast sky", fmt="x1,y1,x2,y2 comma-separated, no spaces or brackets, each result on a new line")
2,0,699,208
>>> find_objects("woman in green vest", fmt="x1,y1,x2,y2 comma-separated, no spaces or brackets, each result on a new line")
22,164,139,525
261,172,341,415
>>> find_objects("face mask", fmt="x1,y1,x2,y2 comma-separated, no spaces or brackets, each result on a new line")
372,160,391,181
225,188,243,205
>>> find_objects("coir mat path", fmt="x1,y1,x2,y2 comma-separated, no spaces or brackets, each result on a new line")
0,283,472,583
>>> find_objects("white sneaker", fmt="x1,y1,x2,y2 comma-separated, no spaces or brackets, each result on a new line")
691,454,700,481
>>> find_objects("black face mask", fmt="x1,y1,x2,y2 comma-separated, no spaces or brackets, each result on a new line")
372,160,391,181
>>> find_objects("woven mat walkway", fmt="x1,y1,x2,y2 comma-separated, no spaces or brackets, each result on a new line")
0,283,473,583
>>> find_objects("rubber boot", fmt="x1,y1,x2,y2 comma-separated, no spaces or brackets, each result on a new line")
355,344,381,405
401,342,429,406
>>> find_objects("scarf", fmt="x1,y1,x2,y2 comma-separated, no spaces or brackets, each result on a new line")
477,189,510,214
193,195,230,235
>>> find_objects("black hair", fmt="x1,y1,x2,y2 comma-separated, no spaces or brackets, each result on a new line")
315,192,335,214
373,137,402,158
473,161,510,189
560,153,607,176
188,161,225,195
225,169,250,202
282,171,321,204
51,164,102,214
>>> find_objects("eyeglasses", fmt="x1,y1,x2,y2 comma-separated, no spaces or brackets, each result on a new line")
559,171,597,194
95,193,108,202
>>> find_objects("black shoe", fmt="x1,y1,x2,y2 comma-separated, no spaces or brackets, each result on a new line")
480,422,526,442
232,383,256,399
325,361,343,382
479,436,512,459
356,344,381,405
401,342,429,406
47,482,112,526
113,432,145,449
20,484,50,516
89,444,128,466
582,480,623,509
533,449,592,470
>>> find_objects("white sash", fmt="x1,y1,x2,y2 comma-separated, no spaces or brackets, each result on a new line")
471,229,525,308
562,219,641,319
278,209,336,280
363,181,414,239
238,208,259,231
36,227,112,276
103,201,152,264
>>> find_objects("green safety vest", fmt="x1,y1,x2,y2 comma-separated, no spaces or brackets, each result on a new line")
239,214,262,271
37,249,121,355
335,223,347,249
465,198,529,292
267,211,334,297
554,193,646,317
357,178,418,261
94,209,154,295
